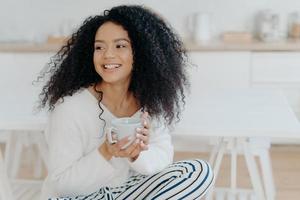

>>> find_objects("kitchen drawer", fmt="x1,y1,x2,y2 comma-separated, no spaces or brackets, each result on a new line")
251,52,300,83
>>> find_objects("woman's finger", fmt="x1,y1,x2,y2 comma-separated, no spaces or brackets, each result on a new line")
136,133,149,145
141,112,150,129
141,128,149,136
142,119,150,129
136,127,149,136
136,127,149,145
140,141,149,151
129,144,141,158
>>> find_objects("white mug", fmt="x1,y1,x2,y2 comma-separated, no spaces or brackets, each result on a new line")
107,117,142,149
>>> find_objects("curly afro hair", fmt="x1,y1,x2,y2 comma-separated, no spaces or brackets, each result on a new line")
38,5,190,125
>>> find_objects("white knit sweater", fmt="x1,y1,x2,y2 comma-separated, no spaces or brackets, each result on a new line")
41,88,174,199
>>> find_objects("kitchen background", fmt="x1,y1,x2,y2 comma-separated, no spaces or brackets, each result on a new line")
1,1,300,200
1,0,300,43
1,0,300,147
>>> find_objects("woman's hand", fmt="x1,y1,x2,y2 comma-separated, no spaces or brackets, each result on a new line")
136,111,150,151
99,112,151,161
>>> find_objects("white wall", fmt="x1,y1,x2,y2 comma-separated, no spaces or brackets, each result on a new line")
1,0,300,42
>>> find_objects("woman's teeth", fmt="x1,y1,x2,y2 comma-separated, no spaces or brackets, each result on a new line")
103,64,121,69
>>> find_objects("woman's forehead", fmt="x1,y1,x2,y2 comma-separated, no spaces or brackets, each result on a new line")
95,22,130,41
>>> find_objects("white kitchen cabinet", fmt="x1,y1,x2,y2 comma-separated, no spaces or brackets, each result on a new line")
188,52,251,91
251,52,300,84
12,53,53,97
0,53,15,90
0,52,53,106
251,52,300,115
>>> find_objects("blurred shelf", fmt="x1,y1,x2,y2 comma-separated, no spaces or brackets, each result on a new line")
185,39,300,52
0,42,62,53
1,39,300,53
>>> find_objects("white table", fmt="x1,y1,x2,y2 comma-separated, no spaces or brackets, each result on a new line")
174,88,300,200
1,88,300,199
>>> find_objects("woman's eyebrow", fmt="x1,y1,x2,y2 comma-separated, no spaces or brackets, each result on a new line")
94,38,130,43
114,38,130,43
94,40,105,43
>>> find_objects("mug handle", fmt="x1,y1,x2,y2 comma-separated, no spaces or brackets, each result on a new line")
106,127,118,144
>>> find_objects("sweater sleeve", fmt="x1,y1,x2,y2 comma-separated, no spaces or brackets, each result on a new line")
128,120,174,175
45,103,116,197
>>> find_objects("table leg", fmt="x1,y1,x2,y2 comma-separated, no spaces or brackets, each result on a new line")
206,137,275,200
0,146,14,200
230,138,237,200
242,138,266,200
258,149,275,200
205,139,226,200
209,137,224,166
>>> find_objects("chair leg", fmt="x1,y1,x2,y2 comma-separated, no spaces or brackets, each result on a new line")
10,133,24,178
0,147,14,200
4,131,17,177
36,132,48,167
33,148,43,179
4,132,12,172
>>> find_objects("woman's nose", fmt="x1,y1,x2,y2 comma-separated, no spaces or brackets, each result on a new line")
104,46,116,58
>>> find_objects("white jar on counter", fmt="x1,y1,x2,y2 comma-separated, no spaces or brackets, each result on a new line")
256,10,284,42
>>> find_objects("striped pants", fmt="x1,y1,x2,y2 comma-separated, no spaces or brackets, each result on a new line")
51,159,214,200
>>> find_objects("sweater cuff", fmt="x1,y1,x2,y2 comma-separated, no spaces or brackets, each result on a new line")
127,153,157,175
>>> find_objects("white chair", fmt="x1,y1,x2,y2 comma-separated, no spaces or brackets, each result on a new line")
4,130,47,179
11,179,43,200
0,129,47,200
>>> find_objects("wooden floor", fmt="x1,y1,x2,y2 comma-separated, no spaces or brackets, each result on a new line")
14,144,300,200
174,145,300,200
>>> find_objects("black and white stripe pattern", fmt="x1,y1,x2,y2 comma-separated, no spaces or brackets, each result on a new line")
50,159,214,200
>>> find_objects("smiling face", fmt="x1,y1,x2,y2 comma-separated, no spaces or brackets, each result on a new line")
93,21,134,85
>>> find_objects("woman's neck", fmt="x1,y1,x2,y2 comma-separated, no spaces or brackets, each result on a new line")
95,82,134,111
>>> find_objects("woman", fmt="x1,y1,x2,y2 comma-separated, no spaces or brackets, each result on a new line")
39,5,214,200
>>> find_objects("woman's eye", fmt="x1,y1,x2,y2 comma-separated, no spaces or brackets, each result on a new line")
116,44,126,48
95,46,104,50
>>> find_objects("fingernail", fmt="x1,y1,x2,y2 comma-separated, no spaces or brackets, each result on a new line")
136,128,141,132
135,139,140,144
143,121,147,126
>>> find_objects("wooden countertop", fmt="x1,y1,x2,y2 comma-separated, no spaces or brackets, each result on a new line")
1,39,300,53
186,39,300,52
0,42,62,53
